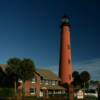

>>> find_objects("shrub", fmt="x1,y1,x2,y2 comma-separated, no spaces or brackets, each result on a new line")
0,88,15,97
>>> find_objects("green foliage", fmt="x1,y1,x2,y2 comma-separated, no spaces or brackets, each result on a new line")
72,71,82,88
80,71,90,83
85,82,89,89
72,70,91,89
6,58,36,82
80,71,90,89
18,58,35,81
22,96,38,100
72,71,79,78
0,57,36,89
7,58,21,65
6,57,21,79
90,80,99,85
0,67,6,87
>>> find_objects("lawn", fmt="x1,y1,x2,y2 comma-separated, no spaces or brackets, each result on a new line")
0,88,98,100
0,96,98,100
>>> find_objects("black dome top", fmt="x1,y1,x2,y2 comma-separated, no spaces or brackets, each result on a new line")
61,15,71,28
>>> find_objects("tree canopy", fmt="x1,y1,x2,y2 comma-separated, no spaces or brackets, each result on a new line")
18,58,35,81
6,58,21,79
72,70,91,89
4,57,36,88
80,71,90,83
72,71,82,87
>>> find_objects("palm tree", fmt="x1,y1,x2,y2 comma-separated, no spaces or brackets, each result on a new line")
6,58,21,95
80,71,90,89
18,58,35,95
6,58,36,96
0,67,6,87
72,71,79,78
72,71,81,88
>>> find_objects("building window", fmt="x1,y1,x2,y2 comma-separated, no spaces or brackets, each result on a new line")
31,77,36,83
41,79,44,84
48,90,53,95
40,77,46,84
55,81,58,85
48,80,52,85
52,80,57,85
45,80,49,85
30,88,36,95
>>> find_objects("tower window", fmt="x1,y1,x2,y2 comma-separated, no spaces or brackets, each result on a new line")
67,45,70,49
68,59,71,64
69,74,71,80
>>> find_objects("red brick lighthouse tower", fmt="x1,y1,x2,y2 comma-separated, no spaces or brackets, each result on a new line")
59,15,72,86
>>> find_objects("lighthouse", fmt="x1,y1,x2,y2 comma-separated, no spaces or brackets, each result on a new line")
59,15,72,86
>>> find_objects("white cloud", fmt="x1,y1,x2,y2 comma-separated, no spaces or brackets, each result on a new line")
38,58,100,80
73,58,100,80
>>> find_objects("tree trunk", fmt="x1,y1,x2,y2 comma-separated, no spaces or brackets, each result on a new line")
14,81,17,96
69,85,74,100
22,81,25,96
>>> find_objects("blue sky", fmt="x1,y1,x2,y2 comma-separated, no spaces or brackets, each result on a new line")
0,0,100,80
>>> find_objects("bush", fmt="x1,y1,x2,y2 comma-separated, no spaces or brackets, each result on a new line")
0,88,15,97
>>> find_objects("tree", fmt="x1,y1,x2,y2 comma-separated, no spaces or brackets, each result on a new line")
18,58,35,81
72,71,79,78
6,58,21,95
80,71,90,89
6,58,36,96
17,58,35,95
72,71,81,88
0,67,6,87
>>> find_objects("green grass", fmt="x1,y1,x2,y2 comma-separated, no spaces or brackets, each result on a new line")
0,96,98,100
0,89,98,100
